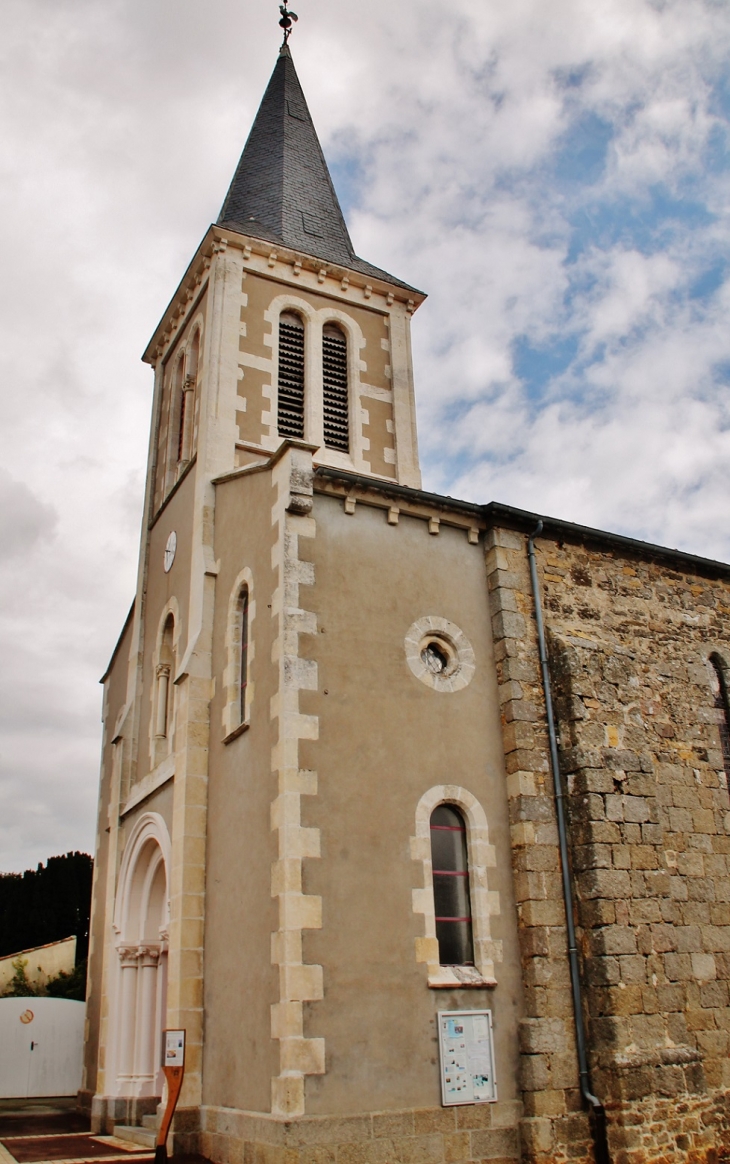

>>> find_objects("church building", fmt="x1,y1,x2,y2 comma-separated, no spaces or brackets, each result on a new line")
82,31,730,1164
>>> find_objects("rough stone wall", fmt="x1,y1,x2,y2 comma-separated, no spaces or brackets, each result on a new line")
536,536,730,1164
485,528,596,1164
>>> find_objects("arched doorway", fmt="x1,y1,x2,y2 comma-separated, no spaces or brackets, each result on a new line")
111,813,170,1098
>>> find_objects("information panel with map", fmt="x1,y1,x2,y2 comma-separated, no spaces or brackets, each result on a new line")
437,1010,497,1106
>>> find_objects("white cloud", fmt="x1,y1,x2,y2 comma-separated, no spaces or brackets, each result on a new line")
0,0,728,869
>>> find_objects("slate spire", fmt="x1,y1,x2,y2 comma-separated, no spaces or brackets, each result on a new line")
218,46,415,289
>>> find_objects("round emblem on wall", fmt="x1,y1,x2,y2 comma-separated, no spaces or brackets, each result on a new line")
164,531,177,573
19,1009,34,1024
404,617,476,693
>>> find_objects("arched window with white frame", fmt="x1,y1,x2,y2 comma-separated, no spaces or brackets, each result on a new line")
223,569,255,742
411,785,499,989
430,804,474,966
239,585,250,723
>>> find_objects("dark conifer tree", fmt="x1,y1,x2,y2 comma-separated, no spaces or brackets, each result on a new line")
0,852,93,962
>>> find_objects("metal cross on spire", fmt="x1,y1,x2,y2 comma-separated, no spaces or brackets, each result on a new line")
279,2,298,44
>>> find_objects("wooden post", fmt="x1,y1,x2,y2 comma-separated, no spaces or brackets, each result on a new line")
155,1029,185,1164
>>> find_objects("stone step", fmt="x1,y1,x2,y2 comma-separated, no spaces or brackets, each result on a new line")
112,1125,157,1149
141,1116,159,1132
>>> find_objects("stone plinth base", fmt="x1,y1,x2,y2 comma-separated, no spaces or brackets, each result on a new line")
199,1102,522,1164
85,1093,161,1135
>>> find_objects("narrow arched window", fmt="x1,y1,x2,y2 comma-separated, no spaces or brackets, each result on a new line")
181,329,200,461
173,358,186,464
188,328,200,384
155,615,175,742
322,323,349,452
709,654,730,779
278,312,305,439
430,805,474,966
239,587,249,723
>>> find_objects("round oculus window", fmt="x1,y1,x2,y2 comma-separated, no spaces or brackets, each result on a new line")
164,531,177,573
405,617,476,693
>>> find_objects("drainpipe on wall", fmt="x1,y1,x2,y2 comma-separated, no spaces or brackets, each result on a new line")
527,522,611,1164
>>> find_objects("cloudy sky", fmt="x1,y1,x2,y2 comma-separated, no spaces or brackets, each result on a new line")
1,0,729,873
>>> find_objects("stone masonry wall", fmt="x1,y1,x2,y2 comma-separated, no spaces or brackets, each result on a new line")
534,535,730,1164
485,528,596,1164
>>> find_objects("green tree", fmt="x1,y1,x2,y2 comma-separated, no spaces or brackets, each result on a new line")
45,959,88,1002
1,957,42,998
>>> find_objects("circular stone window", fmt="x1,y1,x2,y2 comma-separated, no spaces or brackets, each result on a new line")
404,616,476,693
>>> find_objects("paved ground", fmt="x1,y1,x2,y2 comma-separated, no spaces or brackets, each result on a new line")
0,1102,209,1164
0,1101,89,1139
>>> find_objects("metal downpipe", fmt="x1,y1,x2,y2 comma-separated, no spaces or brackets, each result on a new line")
527,522,611,1164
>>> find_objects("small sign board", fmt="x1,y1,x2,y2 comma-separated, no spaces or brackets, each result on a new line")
163,1029,185,1068
437,1010,497,1106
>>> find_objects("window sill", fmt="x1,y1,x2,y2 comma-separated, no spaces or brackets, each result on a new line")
223,722,250,745
428,967,497,990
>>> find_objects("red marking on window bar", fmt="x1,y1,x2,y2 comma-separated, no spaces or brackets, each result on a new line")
435,917,472,923
433,870,468,876
430,825,465,832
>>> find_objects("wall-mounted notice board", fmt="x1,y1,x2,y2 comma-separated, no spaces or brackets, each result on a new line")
437,1010,497,1106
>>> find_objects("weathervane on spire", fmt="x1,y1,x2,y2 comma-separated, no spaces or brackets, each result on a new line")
279,2,298,44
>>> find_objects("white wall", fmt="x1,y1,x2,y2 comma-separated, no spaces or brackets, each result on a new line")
0,997,85,1097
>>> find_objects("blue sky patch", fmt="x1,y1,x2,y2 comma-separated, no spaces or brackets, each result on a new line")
689,261,727,302
513,333,580,398
705,122,730,174
551,112,613,187
565,185,715,262
328,140,367,218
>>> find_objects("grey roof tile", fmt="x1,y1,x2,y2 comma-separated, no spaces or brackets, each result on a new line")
217,46,420,293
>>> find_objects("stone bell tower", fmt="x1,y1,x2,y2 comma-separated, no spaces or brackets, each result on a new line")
145,41,424,503
83,35,456,1138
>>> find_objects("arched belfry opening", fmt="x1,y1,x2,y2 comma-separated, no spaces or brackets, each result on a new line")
322,322,349,452
277,311,306,439
111,813,171,1098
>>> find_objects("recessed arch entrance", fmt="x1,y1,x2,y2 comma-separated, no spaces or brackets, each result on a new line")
111,812,171,1097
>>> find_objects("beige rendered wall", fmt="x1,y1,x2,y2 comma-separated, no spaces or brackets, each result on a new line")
202,468,281,1113
118,782,176,853
0,937,77,992
83,608,135,1096
133,469,197,789
153,289,208,514
293,493,523,1115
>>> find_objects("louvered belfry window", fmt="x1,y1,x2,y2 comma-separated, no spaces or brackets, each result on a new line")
322,323,349,452
430,804,475,966
277,312,305,439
